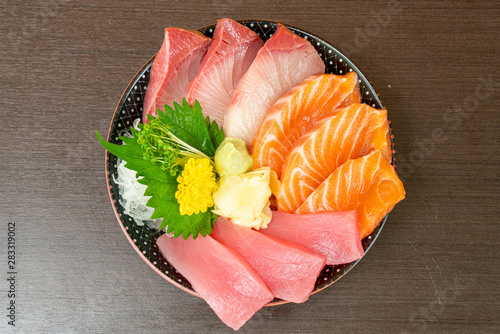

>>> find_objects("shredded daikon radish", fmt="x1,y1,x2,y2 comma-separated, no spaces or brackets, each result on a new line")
113,158,156,226
112,127,170,235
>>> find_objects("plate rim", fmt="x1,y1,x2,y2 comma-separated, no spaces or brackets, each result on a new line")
104,19,394,306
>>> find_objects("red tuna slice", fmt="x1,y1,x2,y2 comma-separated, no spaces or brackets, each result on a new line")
259,211,364,266
211,218,326,303
185,18,264,126
156,234,273,331
224,24,325,147
143,28,211,123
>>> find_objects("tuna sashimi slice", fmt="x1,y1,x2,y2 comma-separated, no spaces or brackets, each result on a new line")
156,234,273,331
224,24,325,146
252,72,361,177
185,18,264,126
211,218,326,303
296,150,405,239
260,211,364,265
143,28,211,123
278,103,392,213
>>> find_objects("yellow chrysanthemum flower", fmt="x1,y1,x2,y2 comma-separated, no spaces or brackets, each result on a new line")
175,158,218,216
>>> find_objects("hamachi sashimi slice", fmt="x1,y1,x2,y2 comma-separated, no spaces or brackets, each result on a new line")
211,217,326,303
260,211,364,265
296,150,405,239
277,103,392,213
251,72,361,177
185,18,264,126
143,28,211,123
156,234,273,331
224,24,325,146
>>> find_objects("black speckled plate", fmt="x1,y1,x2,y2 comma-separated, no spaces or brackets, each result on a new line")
105,20,397,306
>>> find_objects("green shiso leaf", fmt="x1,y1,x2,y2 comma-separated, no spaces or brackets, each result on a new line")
158,99,216,156
206,115,225,150
96,99,224,239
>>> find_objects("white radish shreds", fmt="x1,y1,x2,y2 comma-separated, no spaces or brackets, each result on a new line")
113,159,155,226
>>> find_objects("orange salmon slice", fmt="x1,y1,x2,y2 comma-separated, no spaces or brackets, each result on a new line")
277,103,392,213
296,150,405,239
251,72,361,177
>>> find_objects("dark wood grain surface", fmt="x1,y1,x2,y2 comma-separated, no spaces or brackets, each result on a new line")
1,0,499,333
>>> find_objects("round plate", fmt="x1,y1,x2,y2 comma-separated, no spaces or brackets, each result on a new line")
105,20,396,306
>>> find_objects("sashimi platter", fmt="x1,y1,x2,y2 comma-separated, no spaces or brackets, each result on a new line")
97,19,405,330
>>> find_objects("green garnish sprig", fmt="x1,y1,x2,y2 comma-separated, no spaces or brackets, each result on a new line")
96,98,225,239
136,116,212,176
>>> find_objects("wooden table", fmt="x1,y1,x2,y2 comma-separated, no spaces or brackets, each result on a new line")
1,1,498,333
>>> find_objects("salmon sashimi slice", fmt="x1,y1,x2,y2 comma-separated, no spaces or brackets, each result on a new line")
251,72,361,177
185,19,264,126
211,217,326,303
296,150,405,239
143,28,211,123
260,210,364,265
277,103,392,213
224,24,325,146
156,234,273,330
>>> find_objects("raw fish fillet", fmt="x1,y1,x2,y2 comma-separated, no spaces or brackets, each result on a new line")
260,211,364,265
143,28,211,123
185,18,263,126
224,24,325,146
296,150,405,239
156,234,273,330
211,217,326,303
278,103,392,213
252,73,361,177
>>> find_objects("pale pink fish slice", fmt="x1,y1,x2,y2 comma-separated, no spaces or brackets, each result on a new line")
185,18,263,126
156,234,273,331
224,24,325,146
143,28,211,123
